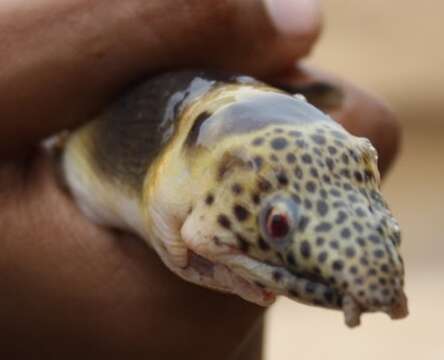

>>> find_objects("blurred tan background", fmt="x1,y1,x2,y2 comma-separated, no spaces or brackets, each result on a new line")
266,1,444,359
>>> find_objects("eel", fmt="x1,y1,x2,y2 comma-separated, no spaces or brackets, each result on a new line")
60,70,408,327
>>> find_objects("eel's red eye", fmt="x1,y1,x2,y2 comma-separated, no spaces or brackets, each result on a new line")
267,211,290,239
259,197,299,248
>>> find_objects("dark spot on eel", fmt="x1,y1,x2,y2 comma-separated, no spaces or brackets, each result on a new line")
217,214,231,229
233,205,250,222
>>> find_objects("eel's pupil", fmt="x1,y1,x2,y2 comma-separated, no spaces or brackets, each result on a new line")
268,213,290,238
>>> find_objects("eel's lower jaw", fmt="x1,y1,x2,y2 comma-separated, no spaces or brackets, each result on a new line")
186,251,276,306
185,252,408,326
186,251,340,308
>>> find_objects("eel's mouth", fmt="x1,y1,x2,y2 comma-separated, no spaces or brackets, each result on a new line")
187,250,341,314
186,250,408,328
187,250,277,305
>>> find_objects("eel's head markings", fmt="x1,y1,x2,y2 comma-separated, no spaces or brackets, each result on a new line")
175,85,407,326
181,119,406,324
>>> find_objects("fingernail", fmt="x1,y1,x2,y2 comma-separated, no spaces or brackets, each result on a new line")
263,0,321,37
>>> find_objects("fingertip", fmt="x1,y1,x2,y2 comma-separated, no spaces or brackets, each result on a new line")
263,0,322,38
364,96,402,177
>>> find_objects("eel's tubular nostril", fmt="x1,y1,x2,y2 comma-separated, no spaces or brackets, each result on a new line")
342,294,362,328
388,290,409,319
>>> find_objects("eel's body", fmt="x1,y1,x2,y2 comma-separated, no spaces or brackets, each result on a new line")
61,71,408,327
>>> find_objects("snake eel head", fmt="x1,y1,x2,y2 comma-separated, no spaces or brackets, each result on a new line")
178,87,407,327
62,75,407,328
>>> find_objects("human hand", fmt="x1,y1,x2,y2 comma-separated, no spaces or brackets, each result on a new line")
0,0,399,359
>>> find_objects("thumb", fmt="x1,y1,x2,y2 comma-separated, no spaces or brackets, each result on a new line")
156,0,322,74
0,0,322,155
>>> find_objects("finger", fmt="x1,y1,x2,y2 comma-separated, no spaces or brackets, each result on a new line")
0,0,321,156
0,153,264,358
270,64,401,177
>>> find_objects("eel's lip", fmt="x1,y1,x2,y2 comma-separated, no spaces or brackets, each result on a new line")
287,268,333,290
284,267,343,307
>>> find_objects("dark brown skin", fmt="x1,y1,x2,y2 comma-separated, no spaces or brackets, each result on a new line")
0,1,400,359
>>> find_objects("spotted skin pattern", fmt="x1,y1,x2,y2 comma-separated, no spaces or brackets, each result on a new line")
183,117,405,321
61,71,407,327
194,122,403,310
